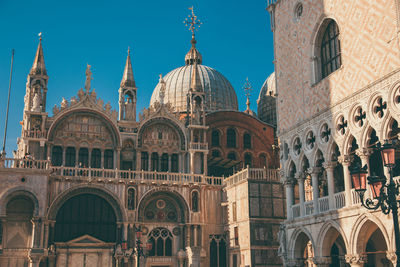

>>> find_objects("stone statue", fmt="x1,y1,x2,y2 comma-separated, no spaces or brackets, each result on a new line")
84,64,92,93
278,223,286,257
32,92,41,112
124,97,134,120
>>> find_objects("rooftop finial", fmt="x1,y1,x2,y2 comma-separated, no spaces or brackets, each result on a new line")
243,78,254,115
84,64,92,93
38,32,42,42
127,46,130,56
184,6,202,40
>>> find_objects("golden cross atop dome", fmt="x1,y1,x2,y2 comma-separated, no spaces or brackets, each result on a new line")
243,77,253,98
184,6,202,37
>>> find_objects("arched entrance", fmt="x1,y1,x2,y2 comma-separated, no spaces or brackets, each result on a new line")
356,220,392,267
320,226,348,267
54,193,117,242
292,231,315,267
0,193,36,267
137,190,189,267
47,188,125,267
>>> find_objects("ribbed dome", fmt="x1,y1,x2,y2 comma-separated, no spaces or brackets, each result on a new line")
150,65,238,113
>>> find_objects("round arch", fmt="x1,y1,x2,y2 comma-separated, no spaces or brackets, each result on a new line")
137,116,186,150
48,108,121,147
0,187,40,217
47,185,126,222
137,188,189,223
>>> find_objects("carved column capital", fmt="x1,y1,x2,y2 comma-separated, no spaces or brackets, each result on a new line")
386,251,397,264
356,147,373,158
338,155,351,165
307,167,321,175
323,161,337,171
345,253,367,265
295,172,305,181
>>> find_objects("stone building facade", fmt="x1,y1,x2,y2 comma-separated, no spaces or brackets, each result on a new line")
0,30,283,267
267,0,400,266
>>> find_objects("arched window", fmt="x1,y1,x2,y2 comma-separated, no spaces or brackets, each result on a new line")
161,153,169,172
212,150,221,158
91,149,101,168
192,191,199,212
65,147,76,167
78,148,89,168
127,188,135,210
243,133,251,149
151,153,159,171
321,20,341,78
148,228,173,256
227,152,237,161
212,130,220,147
171,154,179,172
244,153,252,167
209,236,227,267
51,146,63,166
259,154,267,168
141,152,149,171
104,149,114,169
227,129,236,148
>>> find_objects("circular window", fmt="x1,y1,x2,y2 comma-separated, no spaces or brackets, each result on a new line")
294,2,303,21
156,199,166,209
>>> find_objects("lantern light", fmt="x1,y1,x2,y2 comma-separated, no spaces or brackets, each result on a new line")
368,176,385,199
350,165,368,192
380,140,396,167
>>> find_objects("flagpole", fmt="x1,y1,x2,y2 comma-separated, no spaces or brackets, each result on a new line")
1,49,15,158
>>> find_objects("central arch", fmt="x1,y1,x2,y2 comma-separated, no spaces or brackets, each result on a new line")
47,185,126,222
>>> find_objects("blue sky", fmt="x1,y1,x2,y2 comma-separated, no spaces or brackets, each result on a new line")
0,0,274,156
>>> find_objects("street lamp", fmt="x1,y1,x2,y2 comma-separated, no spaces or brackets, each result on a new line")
134,226,152,267
351,139,400,265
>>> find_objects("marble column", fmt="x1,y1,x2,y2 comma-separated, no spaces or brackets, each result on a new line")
339,156,352,206
296,172,305,216
308,167,321,214
190,152,195,174
284,178,295,220
323,162,337,210
357,148,371,175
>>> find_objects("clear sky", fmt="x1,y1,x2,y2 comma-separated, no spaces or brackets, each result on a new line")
0,0,274,156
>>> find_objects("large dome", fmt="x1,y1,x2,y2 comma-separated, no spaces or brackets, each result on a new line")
150,65,238,112
150,36,238,113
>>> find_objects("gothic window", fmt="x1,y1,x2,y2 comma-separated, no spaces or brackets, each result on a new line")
91,149,101,168
54,194,117,242
321,20,341,78
227,128,236,148
151,153,159,171
191,191,199,212
141,152,149,171
171,154,179,172
65,147,76,167
104,149,114,169
244,153,252,167
51,146,63,166
243,133,251,149
148,228,173,256
161,153,169,172
212,130,220,147
209,235,228,267
127,188,136,210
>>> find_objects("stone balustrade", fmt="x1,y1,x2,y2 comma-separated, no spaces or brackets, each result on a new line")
224,167,280,187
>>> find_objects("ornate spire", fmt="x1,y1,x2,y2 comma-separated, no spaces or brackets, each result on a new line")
30,32,47,76
190,58,203,92
120,47,136,88
159,74,166,104
243,78,254,116
184,7,203,65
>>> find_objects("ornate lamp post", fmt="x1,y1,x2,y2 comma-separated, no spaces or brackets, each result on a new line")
134,226,152,267
351,140,400,265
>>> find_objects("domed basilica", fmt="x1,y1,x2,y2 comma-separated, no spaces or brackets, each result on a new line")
0,12,282,267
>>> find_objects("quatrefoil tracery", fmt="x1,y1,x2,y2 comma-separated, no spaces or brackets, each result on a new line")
321,124,331,143
373,97,387,119
337,116,347,135
354,107,366,127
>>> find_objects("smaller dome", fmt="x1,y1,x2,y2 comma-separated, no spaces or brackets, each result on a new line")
185,37,202,65
257,72,276,103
